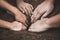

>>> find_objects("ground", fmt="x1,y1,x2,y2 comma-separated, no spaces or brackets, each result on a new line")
0,0,60,40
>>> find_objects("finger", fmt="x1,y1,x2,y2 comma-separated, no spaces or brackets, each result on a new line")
41,10,51,19
29,4,34,10
26,6,33,16
21,19,27,26
32,12,40,22
15,18,27,26
25,7,31,16
18,20,27,27
29,6,33,16
19,7,25,13
41,6,54,19
22,7,28,15
31,11,38,23
31,15,34,23
31,15,36,23
29,4,34,15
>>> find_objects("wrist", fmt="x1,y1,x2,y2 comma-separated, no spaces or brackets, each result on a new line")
42,18,51,28
45,20,51,28
45,19,54,28
5,22,13,29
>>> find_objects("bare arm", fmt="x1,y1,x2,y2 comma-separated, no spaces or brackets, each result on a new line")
0,19,12,28
44,0,60,27
46,13,60,27
0,19,27,31
0,0,22,15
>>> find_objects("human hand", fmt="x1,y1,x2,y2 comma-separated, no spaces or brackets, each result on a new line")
15,13,27,26
14,8,27,26
10,21,27,31
28,18,51,32
31,1,54,23
17,1,33,16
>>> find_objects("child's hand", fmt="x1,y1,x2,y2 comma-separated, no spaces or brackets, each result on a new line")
17,1,33,16
31,1,54,23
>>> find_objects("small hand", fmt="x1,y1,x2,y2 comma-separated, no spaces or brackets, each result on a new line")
14,8,27,26
17,1,33,16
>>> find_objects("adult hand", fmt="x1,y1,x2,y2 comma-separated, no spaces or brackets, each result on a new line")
31,1,54,23
28,18,51,32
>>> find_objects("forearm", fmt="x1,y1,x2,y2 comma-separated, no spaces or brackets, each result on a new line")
46,14,60,27
0,19,12,28
0,0,20,15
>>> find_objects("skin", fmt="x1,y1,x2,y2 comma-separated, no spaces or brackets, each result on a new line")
46,13,60,27
29,13,60,32
0,0,28,26
28,0,60,32
0,0,31,31
17,0,33,16
31,0,54,23
0,0,33,31
1,0,59,32
0,19,13,29
0,19,26,31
